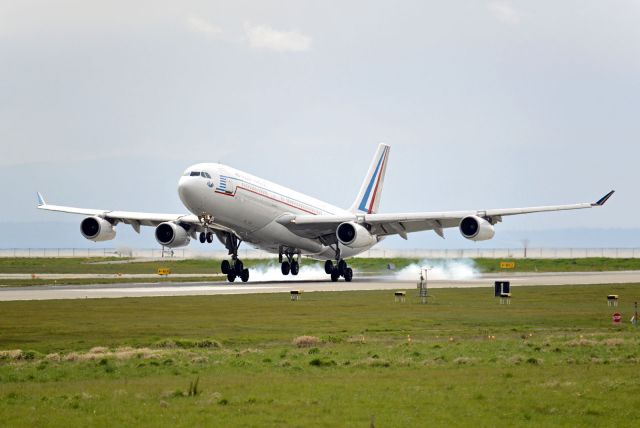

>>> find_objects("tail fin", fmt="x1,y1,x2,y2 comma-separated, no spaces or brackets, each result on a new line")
349,143,390,214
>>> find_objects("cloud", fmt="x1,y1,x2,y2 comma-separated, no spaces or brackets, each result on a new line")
488,1,522,25
187,15,223,37
244,24,311,52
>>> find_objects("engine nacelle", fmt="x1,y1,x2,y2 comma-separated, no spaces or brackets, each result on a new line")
336,222,377,248
80,216,116,242
459,215,495,241
155,222,191,248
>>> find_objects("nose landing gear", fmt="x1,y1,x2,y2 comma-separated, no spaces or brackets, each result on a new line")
199,231,214,243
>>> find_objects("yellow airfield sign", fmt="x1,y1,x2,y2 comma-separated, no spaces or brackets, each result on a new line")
157,268,171,276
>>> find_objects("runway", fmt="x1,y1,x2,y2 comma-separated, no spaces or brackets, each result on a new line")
0,271,639,301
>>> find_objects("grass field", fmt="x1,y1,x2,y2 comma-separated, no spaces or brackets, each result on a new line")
474,257,640,273
2,257,640,276
1,284,640,426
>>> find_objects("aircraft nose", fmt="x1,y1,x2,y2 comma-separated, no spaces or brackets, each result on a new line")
178,176,196,205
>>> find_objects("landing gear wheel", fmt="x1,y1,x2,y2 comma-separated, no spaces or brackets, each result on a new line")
344,267,353,282
281,261,291,276
206,232,213,243
227,271,236,282
221,260,230,274
337,260,347,276
199,232,206,243
324,260,334,275
330,269,340,282
234,259,244,275
240,268,250,283
291,261,299,276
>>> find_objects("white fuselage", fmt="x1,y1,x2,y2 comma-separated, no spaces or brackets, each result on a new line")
177,163,376,260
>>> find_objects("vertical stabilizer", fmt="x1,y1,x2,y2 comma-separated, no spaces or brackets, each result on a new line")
349,144,390,214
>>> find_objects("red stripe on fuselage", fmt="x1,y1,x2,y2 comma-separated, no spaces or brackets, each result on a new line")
216,186,318,215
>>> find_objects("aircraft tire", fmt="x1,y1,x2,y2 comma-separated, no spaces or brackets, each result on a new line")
338,260,347,276
199,232,206,243
227,271,236,282
291,261,299,276
206,232,213,243
281,261,290,275
234,259,244,275
330,269,340,282
221,260,230,274
240,268,250,283
324,260,334,274
344,267,353,282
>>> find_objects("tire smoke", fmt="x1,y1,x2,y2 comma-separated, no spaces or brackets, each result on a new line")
393,259,479,281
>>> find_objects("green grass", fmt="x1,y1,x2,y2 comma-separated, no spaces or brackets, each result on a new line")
3,257,640,276
1,284,640,426
0,257,225,275
475,257,640,273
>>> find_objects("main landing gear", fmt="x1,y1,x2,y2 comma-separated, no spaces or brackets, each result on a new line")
324,259,353,282
219,233,249,283
325,245,353,282
279,248,300,276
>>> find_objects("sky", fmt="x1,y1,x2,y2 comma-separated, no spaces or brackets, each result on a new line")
0,1,638,249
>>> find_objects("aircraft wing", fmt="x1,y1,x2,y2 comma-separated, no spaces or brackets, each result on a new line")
279,190,615,241
35,193,232,234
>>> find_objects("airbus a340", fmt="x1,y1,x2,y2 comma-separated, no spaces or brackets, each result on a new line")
38,144,614,282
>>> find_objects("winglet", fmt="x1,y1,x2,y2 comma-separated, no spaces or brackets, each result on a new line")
37,192,46,206
593,190,615,207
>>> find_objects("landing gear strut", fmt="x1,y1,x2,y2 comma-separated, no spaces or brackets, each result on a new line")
220,233,249,283
279,247,300,276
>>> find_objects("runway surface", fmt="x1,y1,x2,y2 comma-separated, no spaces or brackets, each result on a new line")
0,271,639,301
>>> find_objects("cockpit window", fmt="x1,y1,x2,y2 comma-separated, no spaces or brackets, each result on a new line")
190,171,201,177
201,172,211,178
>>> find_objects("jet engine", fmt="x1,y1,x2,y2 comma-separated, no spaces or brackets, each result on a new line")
459,215,495,241
336,222,376,248
155,222,191,248
80,216,116,242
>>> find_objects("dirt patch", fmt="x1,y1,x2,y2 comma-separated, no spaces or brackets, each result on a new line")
293,336,321,348
454,357,478,365
566,338,598,347
63,347,162,362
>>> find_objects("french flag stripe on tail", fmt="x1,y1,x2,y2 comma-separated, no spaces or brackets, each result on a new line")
358,145,389,213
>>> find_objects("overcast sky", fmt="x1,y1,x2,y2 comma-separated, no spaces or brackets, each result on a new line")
1,1,638,248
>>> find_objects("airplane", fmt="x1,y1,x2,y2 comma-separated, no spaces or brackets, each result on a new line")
37,143,615,283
